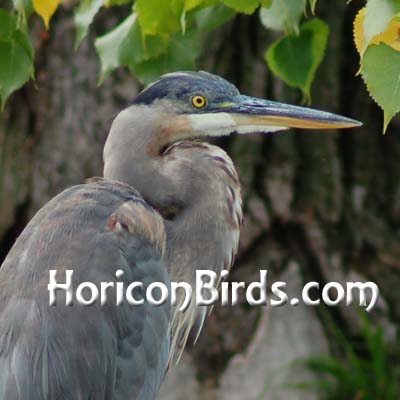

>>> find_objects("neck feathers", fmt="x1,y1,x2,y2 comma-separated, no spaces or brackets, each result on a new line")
104,109,242,364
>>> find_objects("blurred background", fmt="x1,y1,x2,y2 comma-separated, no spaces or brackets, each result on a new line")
1,0,400,399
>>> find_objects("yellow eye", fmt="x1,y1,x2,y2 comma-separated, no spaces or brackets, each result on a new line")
191,95,207,109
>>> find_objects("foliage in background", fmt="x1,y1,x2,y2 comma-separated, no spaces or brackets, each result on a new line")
352,0,400,132
294,317,400,400
0,0,399,130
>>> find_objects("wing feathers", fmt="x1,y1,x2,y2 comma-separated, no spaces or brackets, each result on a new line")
0,180,170,400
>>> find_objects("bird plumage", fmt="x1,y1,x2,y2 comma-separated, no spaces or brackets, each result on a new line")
0,71,361,399
0,181,170,399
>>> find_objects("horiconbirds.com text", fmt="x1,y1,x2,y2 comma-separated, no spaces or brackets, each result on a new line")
48,269,379,312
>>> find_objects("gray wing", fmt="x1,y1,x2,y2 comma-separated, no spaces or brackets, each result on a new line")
0,180,170,400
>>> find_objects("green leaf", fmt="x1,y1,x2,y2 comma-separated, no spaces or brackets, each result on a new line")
260,0,272,7
135,0,184,36
265,18,329,100
13,0,34,24
361,43,400,132
222,0,261,14
95,14,169,83
260,0,306,34
185,0,219,10
0,10,34,108
309,0,317,14
185,0,205,11
13,28,34,61
95,14,136,82
0,10,17,37
0,11,33,61
364,0,400,47
105,0,130,5
132,31,200,84
74,0,104,48
120,26,169,65
193,3,236,32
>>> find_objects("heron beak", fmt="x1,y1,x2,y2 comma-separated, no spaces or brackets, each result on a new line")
187,95,362,137
224,95,362,132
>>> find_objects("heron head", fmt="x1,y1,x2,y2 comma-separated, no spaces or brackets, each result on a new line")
124,70,361,149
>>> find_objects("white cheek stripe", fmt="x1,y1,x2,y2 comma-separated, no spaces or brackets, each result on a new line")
188,113,289,136
235,125,289,134
188,113,236,135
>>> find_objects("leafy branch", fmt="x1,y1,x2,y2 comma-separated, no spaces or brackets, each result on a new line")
0,0,399,131
353,0,400,132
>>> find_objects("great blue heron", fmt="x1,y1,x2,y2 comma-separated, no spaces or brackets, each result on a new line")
0,71,361,399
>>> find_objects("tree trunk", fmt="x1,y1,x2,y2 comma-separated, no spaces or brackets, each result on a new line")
1,2,399,399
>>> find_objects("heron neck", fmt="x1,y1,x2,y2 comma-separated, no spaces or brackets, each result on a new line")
103,106,242,282
103,113,242,361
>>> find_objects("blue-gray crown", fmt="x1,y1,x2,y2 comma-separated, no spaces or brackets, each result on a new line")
130,71,240,107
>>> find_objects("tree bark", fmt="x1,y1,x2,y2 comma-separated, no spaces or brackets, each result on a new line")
1,2,399,399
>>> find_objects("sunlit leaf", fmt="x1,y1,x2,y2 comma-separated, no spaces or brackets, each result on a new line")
260,0,272,7
95,14,169,83
372,16,400,51
265,18,329,100
74,0,104,48
361,43,400,132
185,0,219,10
135,0,184,36
364,0,400,48
0,10,34,108
184,0,222,12
260,0,306,34
354,7,400,56
32,0,59,28
185,0,204,11
104,0,130,5
353,7,364,56
222,0,260,14
132,31,200,84
309,0,317,14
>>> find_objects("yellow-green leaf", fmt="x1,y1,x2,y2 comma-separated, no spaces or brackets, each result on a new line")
361,43,400,132
104,0,130,5
222,0,260,14
260,0,272,7
309,0,317,14
354,7,400,56
265,18,329,101
185,0,204,11
185,0,218,10
135,0,183,36
373,18,400,51
353,7,364,56
364,0,400,48
32,0,59,28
